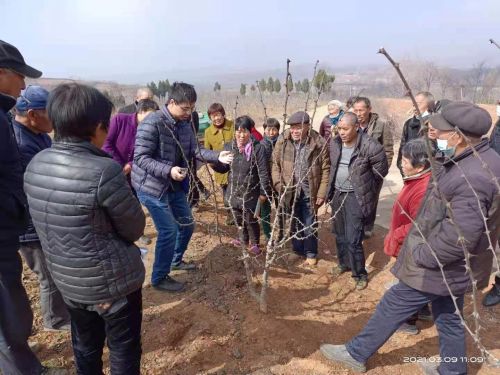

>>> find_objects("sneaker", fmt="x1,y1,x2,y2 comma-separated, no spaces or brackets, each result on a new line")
171,261,197,271
153,276,185,292
138,235,152,246
305,258,318,266
331,264,349,277
397,322,419,335
44,323,71,332
355,279,368,290
231,238,243,247
248,244,262,255
482,276,500,307
41,367,69,375
418,358,440,375
320,344,366,373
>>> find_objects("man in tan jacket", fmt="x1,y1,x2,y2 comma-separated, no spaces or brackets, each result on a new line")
272,111,330,265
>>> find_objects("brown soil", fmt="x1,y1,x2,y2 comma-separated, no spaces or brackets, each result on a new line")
25,203,500,375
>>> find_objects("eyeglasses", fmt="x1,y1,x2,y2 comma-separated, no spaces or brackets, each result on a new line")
175,101,196,113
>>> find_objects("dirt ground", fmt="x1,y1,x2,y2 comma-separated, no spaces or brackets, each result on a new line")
25,208,500,375
22,97,500,374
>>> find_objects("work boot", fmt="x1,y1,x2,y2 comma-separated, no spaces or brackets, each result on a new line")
320,344,366,373
153,276,185,292
482,275,500,307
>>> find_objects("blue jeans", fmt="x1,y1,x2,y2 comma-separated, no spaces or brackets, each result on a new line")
290,193,318,258
346,281,466,375
138,191,195,285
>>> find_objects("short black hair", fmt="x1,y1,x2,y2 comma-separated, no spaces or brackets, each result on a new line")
353,96,371,108
263,117,280,130
136,98,159,113
235,115,255,132
48,83,113,142
167,82,197,104
402,138,433,169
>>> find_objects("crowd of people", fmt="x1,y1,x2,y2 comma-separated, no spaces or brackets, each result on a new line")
1,39,500,375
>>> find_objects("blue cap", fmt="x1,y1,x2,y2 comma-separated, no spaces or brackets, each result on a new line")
16,85,49,111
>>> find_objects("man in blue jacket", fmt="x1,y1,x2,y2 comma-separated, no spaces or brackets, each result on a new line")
0,39,46,375
13,85,70,331
132,82,233,292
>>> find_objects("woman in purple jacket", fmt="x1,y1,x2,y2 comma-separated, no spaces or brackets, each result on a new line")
103,99,159,178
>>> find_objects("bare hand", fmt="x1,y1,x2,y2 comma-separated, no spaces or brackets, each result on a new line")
171,166,187,181
259,195,267,203
218,151,234,164
123,164,132,175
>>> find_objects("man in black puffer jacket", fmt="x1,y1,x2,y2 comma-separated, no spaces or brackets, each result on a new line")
24,83,146,375
132,82,233,292
327,112,388,290
0,39,46,375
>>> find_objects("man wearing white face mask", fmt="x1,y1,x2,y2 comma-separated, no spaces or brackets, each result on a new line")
320,101,500,375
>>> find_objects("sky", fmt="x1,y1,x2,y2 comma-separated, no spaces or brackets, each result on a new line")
1,0,499,83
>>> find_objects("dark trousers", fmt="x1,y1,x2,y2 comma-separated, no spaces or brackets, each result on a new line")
332,192,367,279
0,239,42,375
365,182,383,232
233,207,260,245
66,288,143,375
19,241,70,330
346,282,466,375
290,193,318,259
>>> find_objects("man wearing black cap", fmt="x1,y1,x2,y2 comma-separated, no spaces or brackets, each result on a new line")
0,40,49,374
271,111,330,266
320,102,500,375
13,85,71,332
